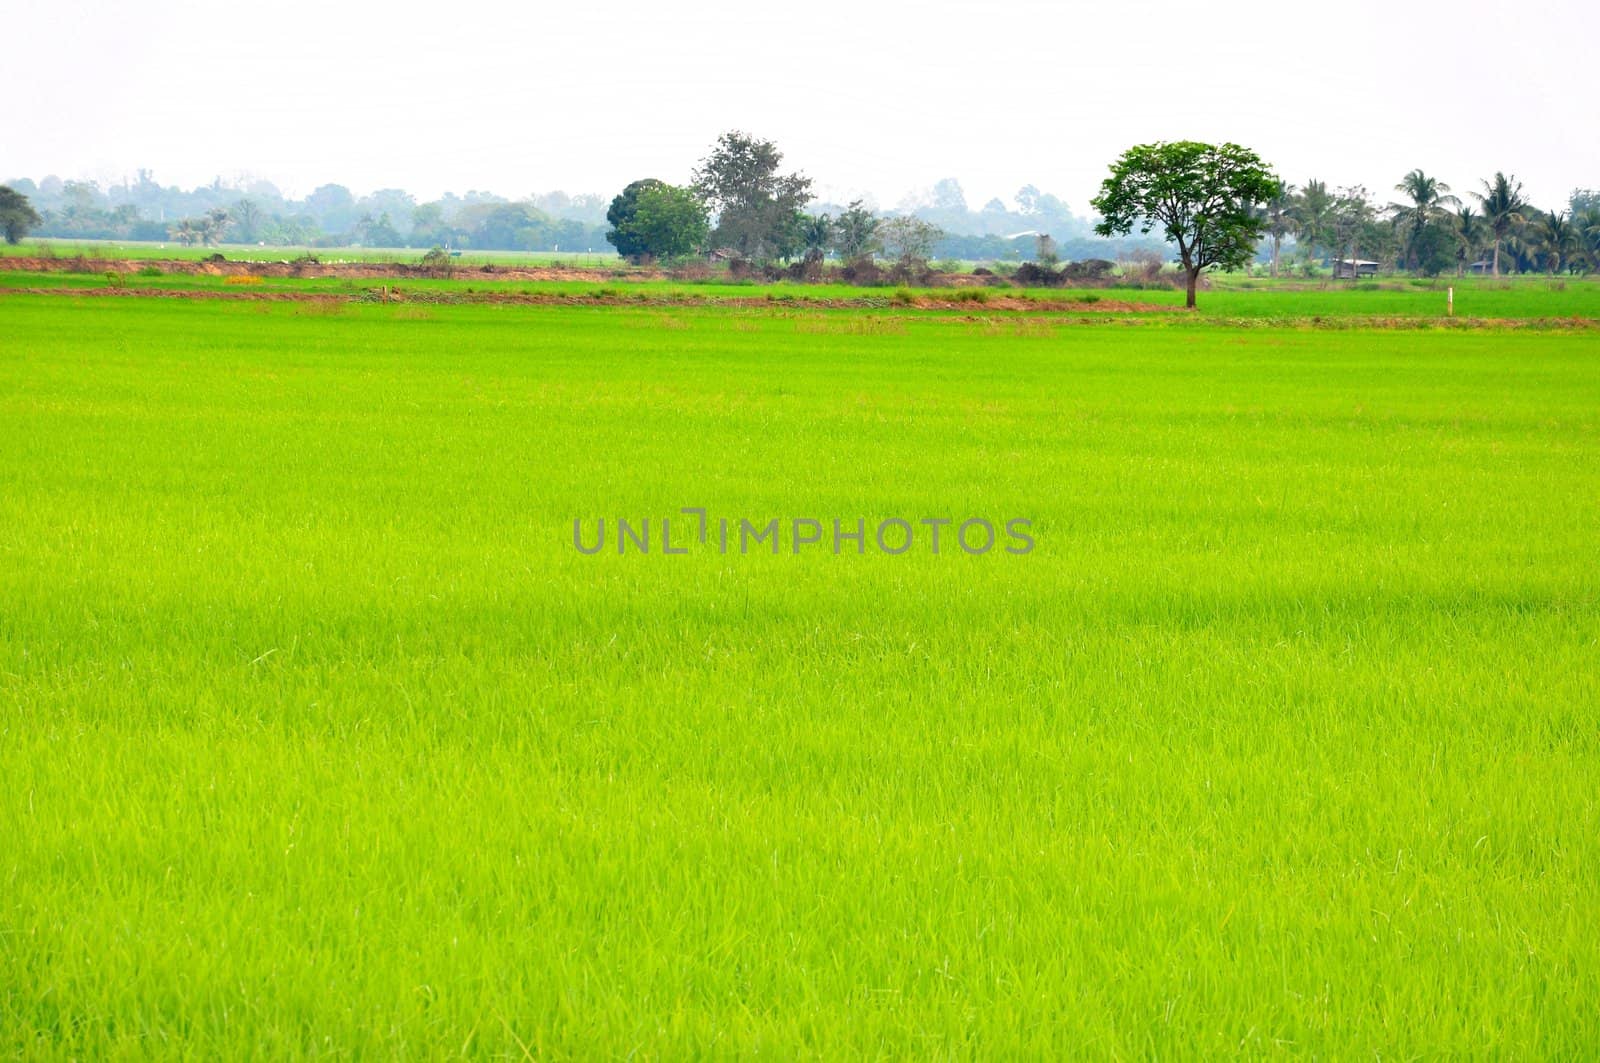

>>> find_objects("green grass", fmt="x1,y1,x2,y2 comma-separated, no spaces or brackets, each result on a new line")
2,295,1597,1056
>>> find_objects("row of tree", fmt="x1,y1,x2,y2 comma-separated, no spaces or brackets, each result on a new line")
604,135,1599,282
1,156,1143,259
4,147,1596,278
602,132,1170,267
1260,173,1600,278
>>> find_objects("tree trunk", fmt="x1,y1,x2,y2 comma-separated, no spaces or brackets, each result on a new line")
1492,239,1500,277
1271,235,1281,278
1185,268,1199,309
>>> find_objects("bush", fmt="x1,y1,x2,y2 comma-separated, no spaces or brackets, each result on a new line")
137,265,164,278
419,246,454,276
951,288,990,303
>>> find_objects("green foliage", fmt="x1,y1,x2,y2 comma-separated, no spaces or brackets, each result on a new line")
1390,170,1460,271
0,186,43,244
605,179,667,260
613,183,709,262
419,246,454,274
877,215,944,264
693,131,813,261
830,199,880,259
1410,221,1457,277
1473,173,1529,276
1092,141,1279,306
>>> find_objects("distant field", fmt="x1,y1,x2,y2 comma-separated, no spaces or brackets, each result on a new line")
0,238,621,268
2,293,1597,1055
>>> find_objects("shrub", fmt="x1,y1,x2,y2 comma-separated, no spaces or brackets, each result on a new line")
419,246,454,276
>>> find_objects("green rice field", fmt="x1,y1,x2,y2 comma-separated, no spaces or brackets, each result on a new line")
2,287,1597,1055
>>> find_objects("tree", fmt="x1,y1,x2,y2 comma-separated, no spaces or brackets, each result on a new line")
1390,170,1458,271
169,218,201,246
692,131,813,260
876,215,943,264
1329,186,1378,277
1091,141,1279,308
830,200,879,259
1530,210,1578,274
356,211,403,248
621,183,709,261
1579,207,1600,273
0,186,42,244
1452,205,1486,276
232,198,263,243
202,207,232,246
801,213,833,259
1291,179,1337,268
1472,172,1528,277
605,179,708,261
605,179,666,260
1262,180,1296,278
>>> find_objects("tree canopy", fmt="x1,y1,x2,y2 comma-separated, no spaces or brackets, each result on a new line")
605,180,708,262
0,186,42,244
692,132,813,261
1092,141,1278,307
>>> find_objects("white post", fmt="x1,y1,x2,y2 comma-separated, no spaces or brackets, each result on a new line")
1447,287,1454,317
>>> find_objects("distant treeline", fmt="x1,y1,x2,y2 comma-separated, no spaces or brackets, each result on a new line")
0,169,1164,260
1,171,614,252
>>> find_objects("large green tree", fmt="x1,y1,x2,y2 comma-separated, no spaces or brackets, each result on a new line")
1091,141,1279,308
613,182,709,262
692,132,813,261
605,179,666,260
0,186,43,244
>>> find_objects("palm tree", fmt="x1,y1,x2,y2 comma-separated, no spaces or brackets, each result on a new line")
169,218,200,246
201,207,231,247
1263,180,1297,278
1451,205,1485,277
1531,211,1578,274
1472,172,1528,277
1291,179,1336,269
1390,169,1459,271
1579,208,1600,273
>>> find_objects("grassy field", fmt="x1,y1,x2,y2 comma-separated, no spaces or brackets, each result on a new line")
0,239,621,268
2,291,1598,1055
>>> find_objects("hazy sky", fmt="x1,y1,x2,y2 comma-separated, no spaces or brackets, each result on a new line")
11,0,1598,213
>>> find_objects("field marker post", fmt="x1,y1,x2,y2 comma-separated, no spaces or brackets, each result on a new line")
1447,287,1453,317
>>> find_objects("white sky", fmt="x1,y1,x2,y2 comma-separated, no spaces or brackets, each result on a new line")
9,0,1598,213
